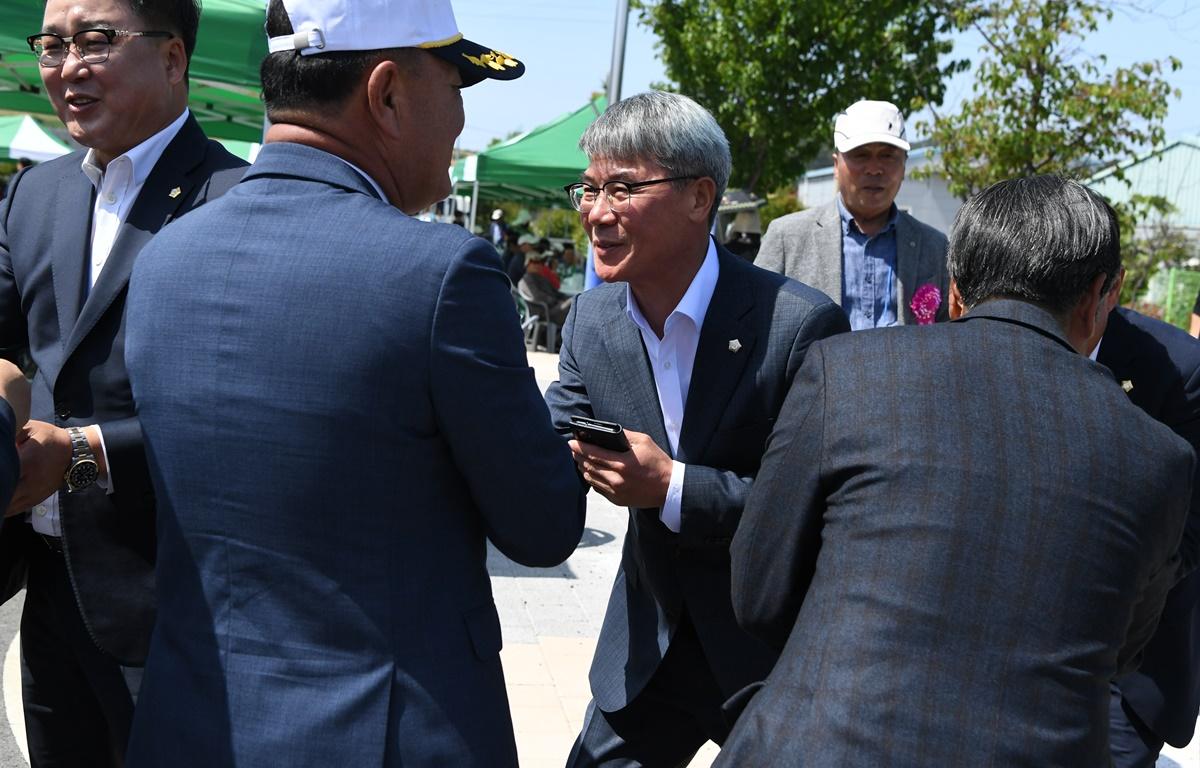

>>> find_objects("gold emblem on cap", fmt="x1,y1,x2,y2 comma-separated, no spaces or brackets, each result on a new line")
168,187,182,199
463,50,520,71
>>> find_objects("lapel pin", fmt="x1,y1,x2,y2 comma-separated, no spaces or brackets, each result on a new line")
728,339,742,353
1121,379,1134,393
168,187,182,199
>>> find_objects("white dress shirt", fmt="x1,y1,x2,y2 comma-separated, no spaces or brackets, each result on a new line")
31,109,189,537
624,238,719,533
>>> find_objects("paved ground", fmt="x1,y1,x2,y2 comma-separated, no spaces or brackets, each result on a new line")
0,349,1193,767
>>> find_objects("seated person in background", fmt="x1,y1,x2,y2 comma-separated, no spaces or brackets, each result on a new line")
557,244,584,294
519,251,572,327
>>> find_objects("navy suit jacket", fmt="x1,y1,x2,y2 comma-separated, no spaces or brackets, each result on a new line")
1102,307,1200,746
0,115,245,663
544,249,849,712
0,399,17,512
123,143,586,768
718,300,1193,767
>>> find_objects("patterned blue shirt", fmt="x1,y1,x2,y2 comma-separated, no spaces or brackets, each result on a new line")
838,196,899,331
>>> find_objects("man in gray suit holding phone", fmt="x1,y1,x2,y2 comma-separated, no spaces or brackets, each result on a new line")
546,91,849,767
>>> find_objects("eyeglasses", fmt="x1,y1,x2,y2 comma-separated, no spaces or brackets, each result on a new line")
27,28,174,67
563,176,698,213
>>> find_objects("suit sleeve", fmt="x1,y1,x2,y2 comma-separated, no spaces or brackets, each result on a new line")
0,169,29,363
429,237,586,567
675,301,849,546
753,218,787,274
731,341,831,651
543,297,594,435
1169,357,1200,579
1118,445,1195,675
0,398,17,511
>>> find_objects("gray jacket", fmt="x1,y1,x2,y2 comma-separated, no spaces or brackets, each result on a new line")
755,200,950,324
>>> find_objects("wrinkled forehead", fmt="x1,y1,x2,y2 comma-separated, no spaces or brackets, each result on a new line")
42,0,138,33
582,155,665,184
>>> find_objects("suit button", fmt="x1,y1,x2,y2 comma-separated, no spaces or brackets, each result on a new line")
55,405,70,420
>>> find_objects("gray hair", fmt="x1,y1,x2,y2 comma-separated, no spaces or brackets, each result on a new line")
948,175,1121,315
579,91,731,224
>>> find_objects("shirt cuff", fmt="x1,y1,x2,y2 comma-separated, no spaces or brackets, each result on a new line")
92,425,113,494
660,460,686,533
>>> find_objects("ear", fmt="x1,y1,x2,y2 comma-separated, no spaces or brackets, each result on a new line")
365,58,408,141
687,177,717,224
948,279,966,319
163,37,187,86
1067,272,1109,354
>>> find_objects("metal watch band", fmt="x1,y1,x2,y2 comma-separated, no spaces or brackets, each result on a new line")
67,426,94,462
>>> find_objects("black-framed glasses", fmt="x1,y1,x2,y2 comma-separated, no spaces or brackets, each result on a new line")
563,176,698,213
27,28,174,67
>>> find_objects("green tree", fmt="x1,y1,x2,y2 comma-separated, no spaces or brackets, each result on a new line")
634,0,964,194
918,0,1180,198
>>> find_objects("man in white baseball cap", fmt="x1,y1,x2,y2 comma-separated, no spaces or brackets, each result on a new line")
756,99,950,329
121,1,587,766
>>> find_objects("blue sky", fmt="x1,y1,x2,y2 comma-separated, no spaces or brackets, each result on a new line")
456,0,1200,156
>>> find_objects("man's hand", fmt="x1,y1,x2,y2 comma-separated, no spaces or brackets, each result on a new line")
570,428,673,508
6,420,71,516
0,360,29,428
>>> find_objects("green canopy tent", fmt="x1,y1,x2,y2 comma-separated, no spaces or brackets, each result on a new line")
0,113,70,161
0,0,267,141
451,96,606,228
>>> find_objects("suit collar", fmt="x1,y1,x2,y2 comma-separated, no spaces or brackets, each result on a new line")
63,113,212,360
955,298,1076,353
244,142,384,200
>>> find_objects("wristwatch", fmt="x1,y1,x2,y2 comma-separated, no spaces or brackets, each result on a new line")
63,427,99,492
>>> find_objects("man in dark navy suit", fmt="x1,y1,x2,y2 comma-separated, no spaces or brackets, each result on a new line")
0,0,244,763
1090,273,1200,766
123,0,585,765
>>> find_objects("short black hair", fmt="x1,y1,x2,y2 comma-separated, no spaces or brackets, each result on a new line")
949,175,1121,315
261,0,416,117
123,0,201,79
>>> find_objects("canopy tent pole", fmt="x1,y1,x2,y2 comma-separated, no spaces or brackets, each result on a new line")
469,178,480,234
606,0,629,107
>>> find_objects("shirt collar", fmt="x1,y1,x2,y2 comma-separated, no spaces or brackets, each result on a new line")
81,108,189,191
625,237,720,336
336,157,387,202
1089,336,1102,361
836,194,898,236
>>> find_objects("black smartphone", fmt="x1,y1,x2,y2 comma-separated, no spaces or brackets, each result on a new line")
569,416,631,452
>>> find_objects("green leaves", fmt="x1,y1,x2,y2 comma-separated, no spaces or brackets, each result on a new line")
917,0,1180,198
634,0,964,193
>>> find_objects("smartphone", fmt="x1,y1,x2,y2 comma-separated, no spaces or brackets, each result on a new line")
569,416,631,452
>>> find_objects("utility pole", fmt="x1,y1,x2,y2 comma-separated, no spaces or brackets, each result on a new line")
606,0,630,107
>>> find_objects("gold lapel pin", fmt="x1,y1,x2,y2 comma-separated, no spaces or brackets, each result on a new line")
728,339,742,353
168,187,182,199
1121,379,1134,393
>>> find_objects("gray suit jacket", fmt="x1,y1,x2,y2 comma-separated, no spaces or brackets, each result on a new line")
755,200,950,324
717,300,1193,767
544,247,849,713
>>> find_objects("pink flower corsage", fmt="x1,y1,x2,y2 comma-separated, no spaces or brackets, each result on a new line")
909,283,941,326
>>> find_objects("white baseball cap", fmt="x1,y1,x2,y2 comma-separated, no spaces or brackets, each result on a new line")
833,100,911,153
266,0,524,87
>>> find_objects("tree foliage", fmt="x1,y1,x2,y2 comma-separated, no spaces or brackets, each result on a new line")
918,0,1181,198
634,0,965,194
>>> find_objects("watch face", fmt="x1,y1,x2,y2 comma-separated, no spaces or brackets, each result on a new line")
66,459,99,491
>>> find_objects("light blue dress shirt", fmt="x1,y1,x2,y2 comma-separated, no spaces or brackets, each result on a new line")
838,196,899,331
